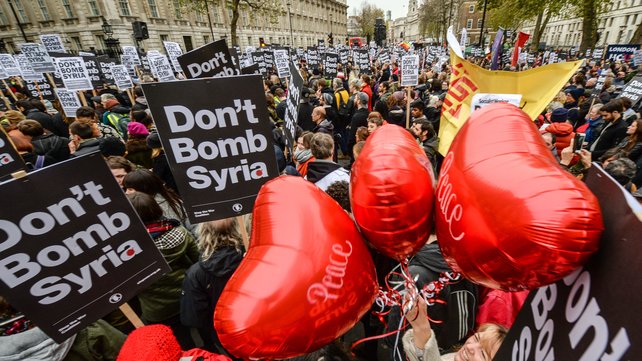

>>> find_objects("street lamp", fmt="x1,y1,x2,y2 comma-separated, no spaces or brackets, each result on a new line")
102,17,120,58
286,1,294,47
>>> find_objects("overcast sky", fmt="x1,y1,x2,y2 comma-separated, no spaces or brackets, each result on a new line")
346,0,409,20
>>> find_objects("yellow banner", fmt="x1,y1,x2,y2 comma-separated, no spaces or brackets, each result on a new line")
438,51,583,155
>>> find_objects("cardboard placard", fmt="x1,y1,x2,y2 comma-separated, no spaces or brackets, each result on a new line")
0,64,8,80
120,55,137,77
141,75,279,223
55,88,83,118
26,78,56,101
324,53,339,79
110,65,134,91
56,57,93,91
274,49,290,78
633,50,642,67
0,154,171,343
605,44,640,62
0,54,21,77
40,34,66,53
81,56,105,88
400,54,419,87
283,62,302,154
163,41,184,73
178,39,235,79
15,54,44,82
354,49,370,74
0,128,26,180
121,45,141,65
306,47,320,68
618,76,642,106
228,47,242,75
149,55,176,82
21,43,56,73
96,56,117,85
495,166,641,361
250,52,267,76
262,48,275,70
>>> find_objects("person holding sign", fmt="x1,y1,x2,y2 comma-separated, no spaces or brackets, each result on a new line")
403,297,507,361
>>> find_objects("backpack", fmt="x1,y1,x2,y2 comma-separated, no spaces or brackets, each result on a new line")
105,112,130,139
335,90,352,128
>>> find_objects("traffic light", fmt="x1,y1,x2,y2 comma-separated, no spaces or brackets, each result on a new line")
259,37,266,47
374,18,386,46
328,33,334,46
345,37,349,45
132,21,149,40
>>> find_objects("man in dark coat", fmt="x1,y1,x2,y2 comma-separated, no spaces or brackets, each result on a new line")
589,99,629,160
347,92,369,163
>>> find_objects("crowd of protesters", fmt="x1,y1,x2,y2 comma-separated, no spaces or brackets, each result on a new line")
0,44,640,361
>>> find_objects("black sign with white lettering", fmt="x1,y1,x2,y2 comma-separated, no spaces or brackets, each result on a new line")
0,154,170,343
178,40,235,79
324,53,339,79
593,75,607,95
141,75,279,223
0,129,26,180
241,64,261,75
228,47,242,75
605,44,641,62
26,77,56,101
354,49,371,74
250,52,267,76
81,56,104,88
283,62,303,154
495,166,640,361
97,56,117,85
262,48,275,70
618,76,642,106
307,47,320,68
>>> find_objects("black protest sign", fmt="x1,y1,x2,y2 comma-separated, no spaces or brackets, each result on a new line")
26,78,56,101
0,154,171,343
141,75,279,223
283,62,302,154
241,64,261,75
262,48,275,70
618,76,642,106
593,75,607,95
495,166,641,361
250,52,267,76
55,88,82,118
81,56,104,88
57,57,93,91
379,51,391,64
0,129,26,180
605,44,640,62
0,54,21,77
97,56,117,85
339,49,349,66
228,47,242,75
324,53,339,79
177,39,236,79
307,47,320,68
21,43,56,73
139,52,151,72
592,48,605,60
354,49,371,74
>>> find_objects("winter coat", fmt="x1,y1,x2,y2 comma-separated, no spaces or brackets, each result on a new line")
306,160,350,191
139,220,199,323
32,132,70,164
154,194,196,237
72,138,102,157
297,101,316,132
152,152,179,194
347,108,369,150
181,246,244,355
295,149,315,177
402,329,451,361
543,122,574,156
313,118,334,135
25,110,56,134
589,118,628,160
126,137,153,169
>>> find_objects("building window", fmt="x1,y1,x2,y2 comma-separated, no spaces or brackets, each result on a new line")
160,34,169,42
469,4,475,12
14,0,29,22
88,0,100,15
248,36,252,45
71,36,82,50
477,19,482,28
203,35,210,44
62,0,75,17
37,0,50,20
148,0,159,17
174,0,182,19
466,19,473,29
0,7,7,25
95,35,106,50
212,8,219,23
608,17,613,26
195,9,203,22
118,0,131,16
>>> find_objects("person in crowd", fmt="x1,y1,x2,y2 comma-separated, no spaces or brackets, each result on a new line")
131,110,154,130
180,218,245,358
620,97,638,125
7,128,54,169
17,119,69,164
577,103,604,143
352,140,366,160
360,75,374,111
146,131,179,193
541,132,560,161
619,119,642,187
386,91,406,126
16,98,57,135
100,136,128,157
375,81,392,118
122,168,195,235
127,191,199,349
476,288,529,329
101,94,131,140
0,296,126,361
106,156,135,188
132,87,148,110
306,133,350,191
347,92,369,163
297,88,316,132
295,131,316,177
126,121,153,169
541,107,575,157
410,100,428,123
68,120,102,157
367,112,384,135
356,126,369,143
325,180,351,213
312,106,334,135
116,324,231,361
1,110,26,130
411,119,438,169
403,297,507,361
76,106,123,140
589,100,629,160
604,158,638,192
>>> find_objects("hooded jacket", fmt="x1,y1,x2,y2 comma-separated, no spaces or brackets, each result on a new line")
0,328,75,361
313,118,334,135
543,122,574,156
306,160,350,191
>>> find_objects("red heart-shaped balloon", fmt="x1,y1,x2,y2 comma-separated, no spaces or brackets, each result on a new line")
214,176,377,360
351,124,436,261
436,103,603,291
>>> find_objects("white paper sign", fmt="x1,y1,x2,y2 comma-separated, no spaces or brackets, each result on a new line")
471,93,523,111
20,43,56,73
149,55,176,82
400,55,419,87
56,57,93,91
15,54,44,82
40,34,66,53
54,88,82,117
163,41,184,73
0,55,21,76
110,65,134,90
121,45,141,65
274,49,290,78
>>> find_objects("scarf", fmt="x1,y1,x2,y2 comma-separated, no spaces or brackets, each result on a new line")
295,148,313,164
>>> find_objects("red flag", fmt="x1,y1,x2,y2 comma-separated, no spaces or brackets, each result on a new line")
511,32,531,67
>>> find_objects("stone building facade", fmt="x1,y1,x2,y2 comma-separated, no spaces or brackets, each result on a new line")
0,0,348,54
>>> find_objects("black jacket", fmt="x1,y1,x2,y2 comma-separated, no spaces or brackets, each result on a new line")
31,133,70,164
180,246,243,356
298,101,316,132
348,107,369,148
591,117,628,160
25,110,56,134
72,138,102,157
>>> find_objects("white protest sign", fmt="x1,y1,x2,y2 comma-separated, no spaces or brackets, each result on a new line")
110,65,134,90
0,55,21,77
15,54,44,82
274,49,290,78
163,41,184,73
0,64,8,80
40,34,66,53
400,55,419,87
121,45,141,65
471,93,522,111
56,57,93,91
149,55,176,82
20,43,56,73
54,88,82,117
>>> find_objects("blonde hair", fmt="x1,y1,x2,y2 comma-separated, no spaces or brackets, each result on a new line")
4,110,25,125
476,323,508,358
197,218,243,261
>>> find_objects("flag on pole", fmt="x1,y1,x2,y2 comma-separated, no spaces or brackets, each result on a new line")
511,32,531,67
490,28,504,70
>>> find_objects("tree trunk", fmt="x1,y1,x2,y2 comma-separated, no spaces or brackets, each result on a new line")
530,11,543,51
579,0,597,52
630,20,642,44
230,0,240,46
531,11,551,51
